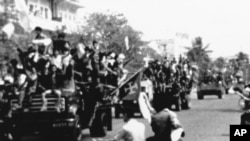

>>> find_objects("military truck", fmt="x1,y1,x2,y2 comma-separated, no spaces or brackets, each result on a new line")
6,86,112,141
197,81,225,99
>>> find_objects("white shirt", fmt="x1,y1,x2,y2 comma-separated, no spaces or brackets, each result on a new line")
51,55,62,69
122,119,146,141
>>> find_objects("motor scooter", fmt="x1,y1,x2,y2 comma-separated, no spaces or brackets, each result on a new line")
233,86,250,109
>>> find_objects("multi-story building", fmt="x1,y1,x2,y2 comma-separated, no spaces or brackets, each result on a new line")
147,32,191,60
27,0,84,33
0,0,84,33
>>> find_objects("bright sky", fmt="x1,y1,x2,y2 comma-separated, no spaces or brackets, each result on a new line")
79,0,250,58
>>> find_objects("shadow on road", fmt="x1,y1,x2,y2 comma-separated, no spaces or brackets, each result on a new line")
218,109,243,113
221,133,229,136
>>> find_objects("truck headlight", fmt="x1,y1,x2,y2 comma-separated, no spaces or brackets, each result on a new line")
69,104,78,115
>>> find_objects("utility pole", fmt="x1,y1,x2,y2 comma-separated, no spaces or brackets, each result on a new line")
163,43,167,59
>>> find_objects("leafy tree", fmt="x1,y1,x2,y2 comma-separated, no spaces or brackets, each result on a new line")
213,57,226,71
186,37,212,67
236,52,249,68
186,37,212,80
82,12,144,62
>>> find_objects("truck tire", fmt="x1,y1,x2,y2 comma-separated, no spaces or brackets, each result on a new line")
69,117,81,141
175,97,182,111
218,88,225,99
218,93,223,99
90,110,107,137
197,92,204,100
181,94,191,110
115,105,121,118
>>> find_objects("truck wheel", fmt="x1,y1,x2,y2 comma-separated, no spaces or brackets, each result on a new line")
197,92,204,100
69,117,81,141
225,88,229,94
115,105,121,118
90,111,107,137
218,94,223,99
182,95,191,110
218,89,225,99
176,97,182,111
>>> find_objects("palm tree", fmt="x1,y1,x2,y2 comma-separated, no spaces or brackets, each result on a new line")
186,37,212,63
186,37,212,80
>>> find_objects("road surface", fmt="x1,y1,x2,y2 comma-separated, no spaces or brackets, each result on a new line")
101,93,244,141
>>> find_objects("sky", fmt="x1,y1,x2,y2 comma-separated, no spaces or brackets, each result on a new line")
79,0,250,58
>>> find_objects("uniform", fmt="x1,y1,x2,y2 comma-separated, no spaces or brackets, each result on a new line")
147,108,184,141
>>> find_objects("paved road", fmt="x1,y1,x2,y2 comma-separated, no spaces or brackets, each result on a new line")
177,93,242,141
100,93,244,141
21,93,244,141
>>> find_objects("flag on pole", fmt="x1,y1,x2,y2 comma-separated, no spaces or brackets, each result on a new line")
118,69,141,101
2,22,15,39
125,36,130,50
117,68,155,123
14,0,31,32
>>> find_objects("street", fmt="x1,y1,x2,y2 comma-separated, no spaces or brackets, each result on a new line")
101,93,243,141
20,93,243,141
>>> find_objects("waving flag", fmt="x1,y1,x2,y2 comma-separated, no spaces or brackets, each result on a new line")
14,0,31,32
118,69,142,101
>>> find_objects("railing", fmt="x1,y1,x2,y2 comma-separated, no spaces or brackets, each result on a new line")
11,94,66,112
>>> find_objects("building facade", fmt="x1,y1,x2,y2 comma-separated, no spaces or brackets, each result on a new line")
0,0,84,33
26,0,84,33
147,32,191,60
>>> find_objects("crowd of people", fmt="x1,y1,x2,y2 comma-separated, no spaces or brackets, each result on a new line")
0,26,129,130
0,26,191,141
143,56,197,111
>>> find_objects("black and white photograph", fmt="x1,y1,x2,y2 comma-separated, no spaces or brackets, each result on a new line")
0,0,249,141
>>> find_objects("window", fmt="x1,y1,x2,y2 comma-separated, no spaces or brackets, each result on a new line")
44,8,48,19
40,7,44,17
29,4,34,13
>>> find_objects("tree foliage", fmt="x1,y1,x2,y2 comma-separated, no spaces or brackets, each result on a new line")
186,37,212,69
213,57,226,71
186,37,212,80
82,12,145,61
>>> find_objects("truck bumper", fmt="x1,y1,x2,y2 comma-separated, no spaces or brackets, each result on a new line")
10,113,77,135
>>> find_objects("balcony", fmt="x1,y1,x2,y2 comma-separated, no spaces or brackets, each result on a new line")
52,16,62,22
54,0,84,8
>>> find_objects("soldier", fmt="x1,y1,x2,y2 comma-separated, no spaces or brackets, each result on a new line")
53,32,70,55
146,108,185,141
40,64,62,112
109,109,146,141
33,26,46,40
32,27,51,55
78,40,103,132
117,54,128,86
